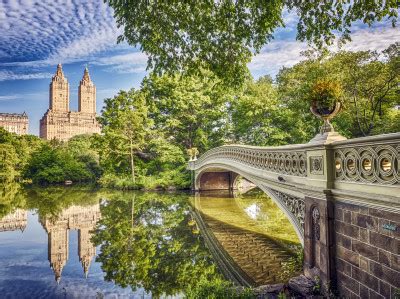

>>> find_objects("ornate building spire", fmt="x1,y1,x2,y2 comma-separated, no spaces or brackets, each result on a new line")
78,66,96,114
82,66,91,82
49,64,69,112
81,255,92,279
54,63,65,80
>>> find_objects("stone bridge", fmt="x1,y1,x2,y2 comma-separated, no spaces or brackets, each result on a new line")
188,132,400,298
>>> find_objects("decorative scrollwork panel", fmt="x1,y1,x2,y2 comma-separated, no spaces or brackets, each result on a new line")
334,144,399,185
312,207,320,241
269,189,305,233
310,156,324,175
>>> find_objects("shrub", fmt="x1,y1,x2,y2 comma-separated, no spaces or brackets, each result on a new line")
279,245,304,281
186,278,255,299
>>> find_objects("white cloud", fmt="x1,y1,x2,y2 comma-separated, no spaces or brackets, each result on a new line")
0,95,18,101
0,0,124,77
341,27,400,52
249,27,400,78
0,71,52,81
0,92,46,101
94,52,148,66
91,51,148,74
249,40,307,75
280,9,298,32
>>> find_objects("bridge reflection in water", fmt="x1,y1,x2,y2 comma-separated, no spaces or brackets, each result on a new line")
193,190,301,286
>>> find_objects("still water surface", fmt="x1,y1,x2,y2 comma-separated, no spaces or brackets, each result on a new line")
0,184,300,298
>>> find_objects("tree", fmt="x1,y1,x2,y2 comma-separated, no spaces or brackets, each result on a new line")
0,182,26,219
24,144,94,184
0,128,44,181
107,0,399,85
66,134,103,179
26,186,100,220
98,90,153,183
142,72,232,153
0,144,19,182
230,76,294,146
277,44,400,138
373,108,400,135
334,44,400,136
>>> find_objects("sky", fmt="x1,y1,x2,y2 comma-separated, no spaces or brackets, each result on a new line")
0,1,399,135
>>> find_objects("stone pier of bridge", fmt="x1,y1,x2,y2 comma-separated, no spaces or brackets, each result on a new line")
189,132,400,298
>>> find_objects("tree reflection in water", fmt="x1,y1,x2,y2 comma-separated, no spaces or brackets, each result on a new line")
0,182,27,219
0,183,294,297
92,192,223,298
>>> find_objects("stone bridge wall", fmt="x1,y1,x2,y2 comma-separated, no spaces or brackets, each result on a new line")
335,202,400,298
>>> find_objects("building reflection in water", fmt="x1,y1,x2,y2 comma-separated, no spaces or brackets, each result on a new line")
39,204,101,283
0,209,27,232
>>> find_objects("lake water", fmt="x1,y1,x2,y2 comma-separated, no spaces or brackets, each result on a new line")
0,184,300,298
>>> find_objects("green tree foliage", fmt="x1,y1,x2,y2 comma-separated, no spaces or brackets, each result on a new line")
67,134,103,179
24,141,100,184
277,44,400,138
97,89,157,186
142,72,232,152
25,185,100,220
0,128,44,181
107,0,399,85
97,74,232,190
186,278,255,299
92,192,222,297
373,108,400,135
335,44,400,136
0,144,18,181
230,76,293,146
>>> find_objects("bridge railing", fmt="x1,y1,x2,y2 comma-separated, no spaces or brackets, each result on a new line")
331,132,400,187
190,132,400,198
191,143,316,177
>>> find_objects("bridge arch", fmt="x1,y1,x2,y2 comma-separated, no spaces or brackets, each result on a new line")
195,163,305,245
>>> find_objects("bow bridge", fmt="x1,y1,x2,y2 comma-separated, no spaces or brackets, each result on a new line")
188,132,400,297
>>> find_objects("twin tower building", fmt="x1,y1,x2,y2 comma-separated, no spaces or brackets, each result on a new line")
39,64,101,141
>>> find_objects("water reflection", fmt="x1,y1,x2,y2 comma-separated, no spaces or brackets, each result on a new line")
39,203,101,282
0,185,137,298
0,209,27,232
92,193,222,298
194,190,301,286
0,184,301,298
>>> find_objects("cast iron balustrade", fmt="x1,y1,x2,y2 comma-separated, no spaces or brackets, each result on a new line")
193,144,308,177
332,133,400,186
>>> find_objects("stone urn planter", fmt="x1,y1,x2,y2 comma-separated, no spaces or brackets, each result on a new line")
308,79,347,143
310,100,342,134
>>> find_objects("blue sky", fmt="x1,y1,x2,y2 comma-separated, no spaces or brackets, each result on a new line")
1,1,399,135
